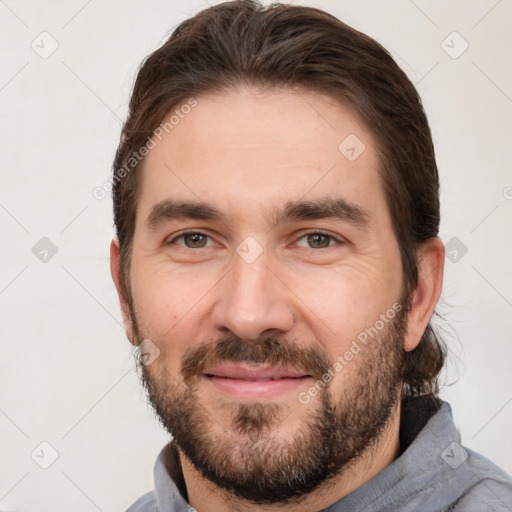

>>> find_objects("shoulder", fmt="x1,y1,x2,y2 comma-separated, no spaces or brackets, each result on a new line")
449,448,512,511
125,491,158,512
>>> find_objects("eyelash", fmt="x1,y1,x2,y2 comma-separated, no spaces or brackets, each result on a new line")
167,230,344,249
167,231,217,248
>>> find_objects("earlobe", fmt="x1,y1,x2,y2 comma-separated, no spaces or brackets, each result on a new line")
404,238,445,352
110,238,135,344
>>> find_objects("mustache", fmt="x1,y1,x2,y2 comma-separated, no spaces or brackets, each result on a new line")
180,336,332,382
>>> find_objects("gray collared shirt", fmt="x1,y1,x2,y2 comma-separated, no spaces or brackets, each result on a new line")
126,400,512,511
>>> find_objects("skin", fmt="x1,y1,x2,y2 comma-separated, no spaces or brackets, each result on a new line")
111,86,444,511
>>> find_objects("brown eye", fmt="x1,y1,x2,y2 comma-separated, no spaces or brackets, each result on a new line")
182,233,209,248
305,233,334,249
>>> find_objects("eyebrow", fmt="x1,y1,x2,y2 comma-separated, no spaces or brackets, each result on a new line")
145,197,370,230
146,200,223,229
269,197,370,227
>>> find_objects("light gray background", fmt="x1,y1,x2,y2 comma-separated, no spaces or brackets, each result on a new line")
1,1,511,510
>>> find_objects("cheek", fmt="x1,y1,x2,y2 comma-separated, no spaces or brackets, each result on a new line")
132,271,178,327
292,262,398,343
132,255,203,319
130,261,219,362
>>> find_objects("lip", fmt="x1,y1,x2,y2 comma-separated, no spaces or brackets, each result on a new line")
202,364,312,399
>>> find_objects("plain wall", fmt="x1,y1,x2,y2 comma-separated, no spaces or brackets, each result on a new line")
1,1,511,510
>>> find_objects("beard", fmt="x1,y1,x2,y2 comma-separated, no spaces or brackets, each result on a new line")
135,305,407,505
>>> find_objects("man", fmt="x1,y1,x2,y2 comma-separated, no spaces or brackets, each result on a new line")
110,1,512,510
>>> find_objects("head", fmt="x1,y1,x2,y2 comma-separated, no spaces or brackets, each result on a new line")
110,0,445,504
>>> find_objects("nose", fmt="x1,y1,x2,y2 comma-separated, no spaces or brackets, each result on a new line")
211,248,294,341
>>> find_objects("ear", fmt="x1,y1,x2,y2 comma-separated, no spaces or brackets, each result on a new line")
404,237,445,352
110,238,135,345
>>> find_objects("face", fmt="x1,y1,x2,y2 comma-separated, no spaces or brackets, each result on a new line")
124,87,408,502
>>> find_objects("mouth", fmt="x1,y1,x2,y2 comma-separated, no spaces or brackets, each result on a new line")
202,364,313,399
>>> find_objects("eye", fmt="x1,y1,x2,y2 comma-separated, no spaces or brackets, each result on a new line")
296,231,340,249
169,231,215,248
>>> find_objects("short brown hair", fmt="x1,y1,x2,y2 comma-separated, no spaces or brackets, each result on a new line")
112,0,445,397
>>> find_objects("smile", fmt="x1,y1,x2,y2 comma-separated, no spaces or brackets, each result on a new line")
202,364,313,399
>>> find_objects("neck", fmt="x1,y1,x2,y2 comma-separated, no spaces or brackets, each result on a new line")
179,401,402,512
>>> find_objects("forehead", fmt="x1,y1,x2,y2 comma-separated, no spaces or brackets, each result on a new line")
137,87,385,225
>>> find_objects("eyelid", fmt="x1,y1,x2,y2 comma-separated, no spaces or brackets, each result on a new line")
294,229,346,247
166,229,346,248
166,230,218,247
